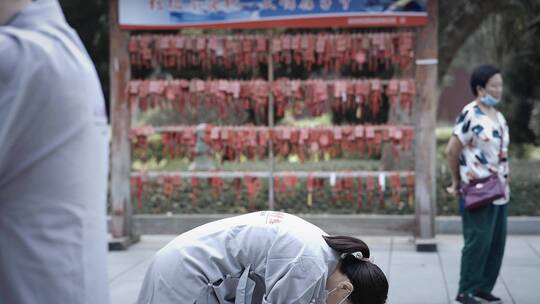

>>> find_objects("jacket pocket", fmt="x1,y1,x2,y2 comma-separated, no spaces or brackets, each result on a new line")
196,265,257,304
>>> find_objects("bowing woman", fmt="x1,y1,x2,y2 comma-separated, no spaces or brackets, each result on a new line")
137,211,388,304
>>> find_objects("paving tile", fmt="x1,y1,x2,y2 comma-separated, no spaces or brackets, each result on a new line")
112,259,154,283
524,237,540,259
502,237,540,267
392,236,416,250
500,266,540,304
438,237,514,304
109,262,140,281
391,250,440,266
388,264,448,304
107,250,155,265
436,235,464,253
387,237,448,304
370,248,391,275
108,235,540,304
110,279,142,304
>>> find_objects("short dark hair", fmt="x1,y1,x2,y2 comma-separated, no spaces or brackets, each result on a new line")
323,235,388,304
470,64,500,96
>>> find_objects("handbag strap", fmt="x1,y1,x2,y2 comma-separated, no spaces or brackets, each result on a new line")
496,114,504,164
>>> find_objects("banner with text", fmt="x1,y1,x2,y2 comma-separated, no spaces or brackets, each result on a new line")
119,0,427,30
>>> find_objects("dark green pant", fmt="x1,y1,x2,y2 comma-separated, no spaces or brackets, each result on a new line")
459,203,507,295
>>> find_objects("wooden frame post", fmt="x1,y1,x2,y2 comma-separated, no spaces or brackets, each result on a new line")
109,0,139,250
267,30,275,211
414,0,438,252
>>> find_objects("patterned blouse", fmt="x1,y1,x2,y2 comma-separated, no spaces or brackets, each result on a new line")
452,101,510,205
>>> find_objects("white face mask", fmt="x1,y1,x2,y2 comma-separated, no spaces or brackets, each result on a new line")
325,287,352,304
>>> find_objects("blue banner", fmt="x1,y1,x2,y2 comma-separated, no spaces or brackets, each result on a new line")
119,0,427,29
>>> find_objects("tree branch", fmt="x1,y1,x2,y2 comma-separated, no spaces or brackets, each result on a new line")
526,15,540,31
438,0,522,81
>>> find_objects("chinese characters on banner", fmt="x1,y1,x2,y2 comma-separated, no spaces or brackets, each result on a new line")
121,0,427,29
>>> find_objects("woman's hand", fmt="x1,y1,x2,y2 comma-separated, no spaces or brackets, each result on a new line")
446,181,459,197
445,136,463,198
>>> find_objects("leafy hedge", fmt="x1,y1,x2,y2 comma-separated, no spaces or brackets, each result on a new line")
128,160,540,216
130,176,415,215
122,130,540,216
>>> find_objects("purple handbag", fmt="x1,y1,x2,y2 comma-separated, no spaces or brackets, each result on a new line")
460,174,505,210
460,123,506,210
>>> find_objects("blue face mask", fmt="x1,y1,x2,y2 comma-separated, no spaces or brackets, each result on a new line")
481,94,500,107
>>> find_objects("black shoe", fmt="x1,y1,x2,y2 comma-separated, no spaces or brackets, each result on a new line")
474,292,502,303
455,293,481,304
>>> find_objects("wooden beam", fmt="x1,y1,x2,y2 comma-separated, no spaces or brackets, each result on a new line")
267,30,275,211
109,0,137,245
134,125,415,134
414,0,438,251
131,171,415,179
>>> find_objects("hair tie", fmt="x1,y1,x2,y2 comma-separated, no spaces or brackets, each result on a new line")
340,251,371,262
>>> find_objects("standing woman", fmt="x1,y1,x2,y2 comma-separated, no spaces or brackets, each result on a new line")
446,65,510,304
137,211,388,304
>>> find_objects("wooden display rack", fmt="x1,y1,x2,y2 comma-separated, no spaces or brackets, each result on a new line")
108,0,438,252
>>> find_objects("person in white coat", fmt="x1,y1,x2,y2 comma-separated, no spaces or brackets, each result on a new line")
137,211,388,304
0,0,110,303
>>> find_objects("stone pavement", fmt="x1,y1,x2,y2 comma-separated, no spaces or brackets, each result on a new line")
109,235,540,304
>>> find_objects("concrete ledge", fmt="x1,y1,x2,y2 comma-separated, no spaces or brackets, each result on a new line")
436,215,540,235
131,214,416,236
107,214,540,236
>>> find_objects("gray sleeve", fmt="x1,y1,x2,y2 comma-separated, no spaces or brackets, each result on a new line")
0,31,23,168
263,235,327,304
0,31,21,84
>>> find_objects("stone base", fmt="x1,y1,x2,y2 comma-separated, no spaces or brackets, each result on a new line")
415,238,438,252
108,234,141,251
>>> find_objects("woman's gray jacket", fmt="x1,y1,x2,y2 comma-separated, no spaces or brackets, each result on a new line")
137,211,340,304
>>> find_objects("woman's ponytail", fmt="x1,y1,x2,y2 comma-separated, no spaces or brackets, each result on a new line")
323,235,388,304
323,235,370,261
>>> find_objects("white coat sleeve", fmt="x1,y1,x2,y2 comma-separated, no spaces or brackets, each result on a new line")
0,32,19,152
263,235,328,304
